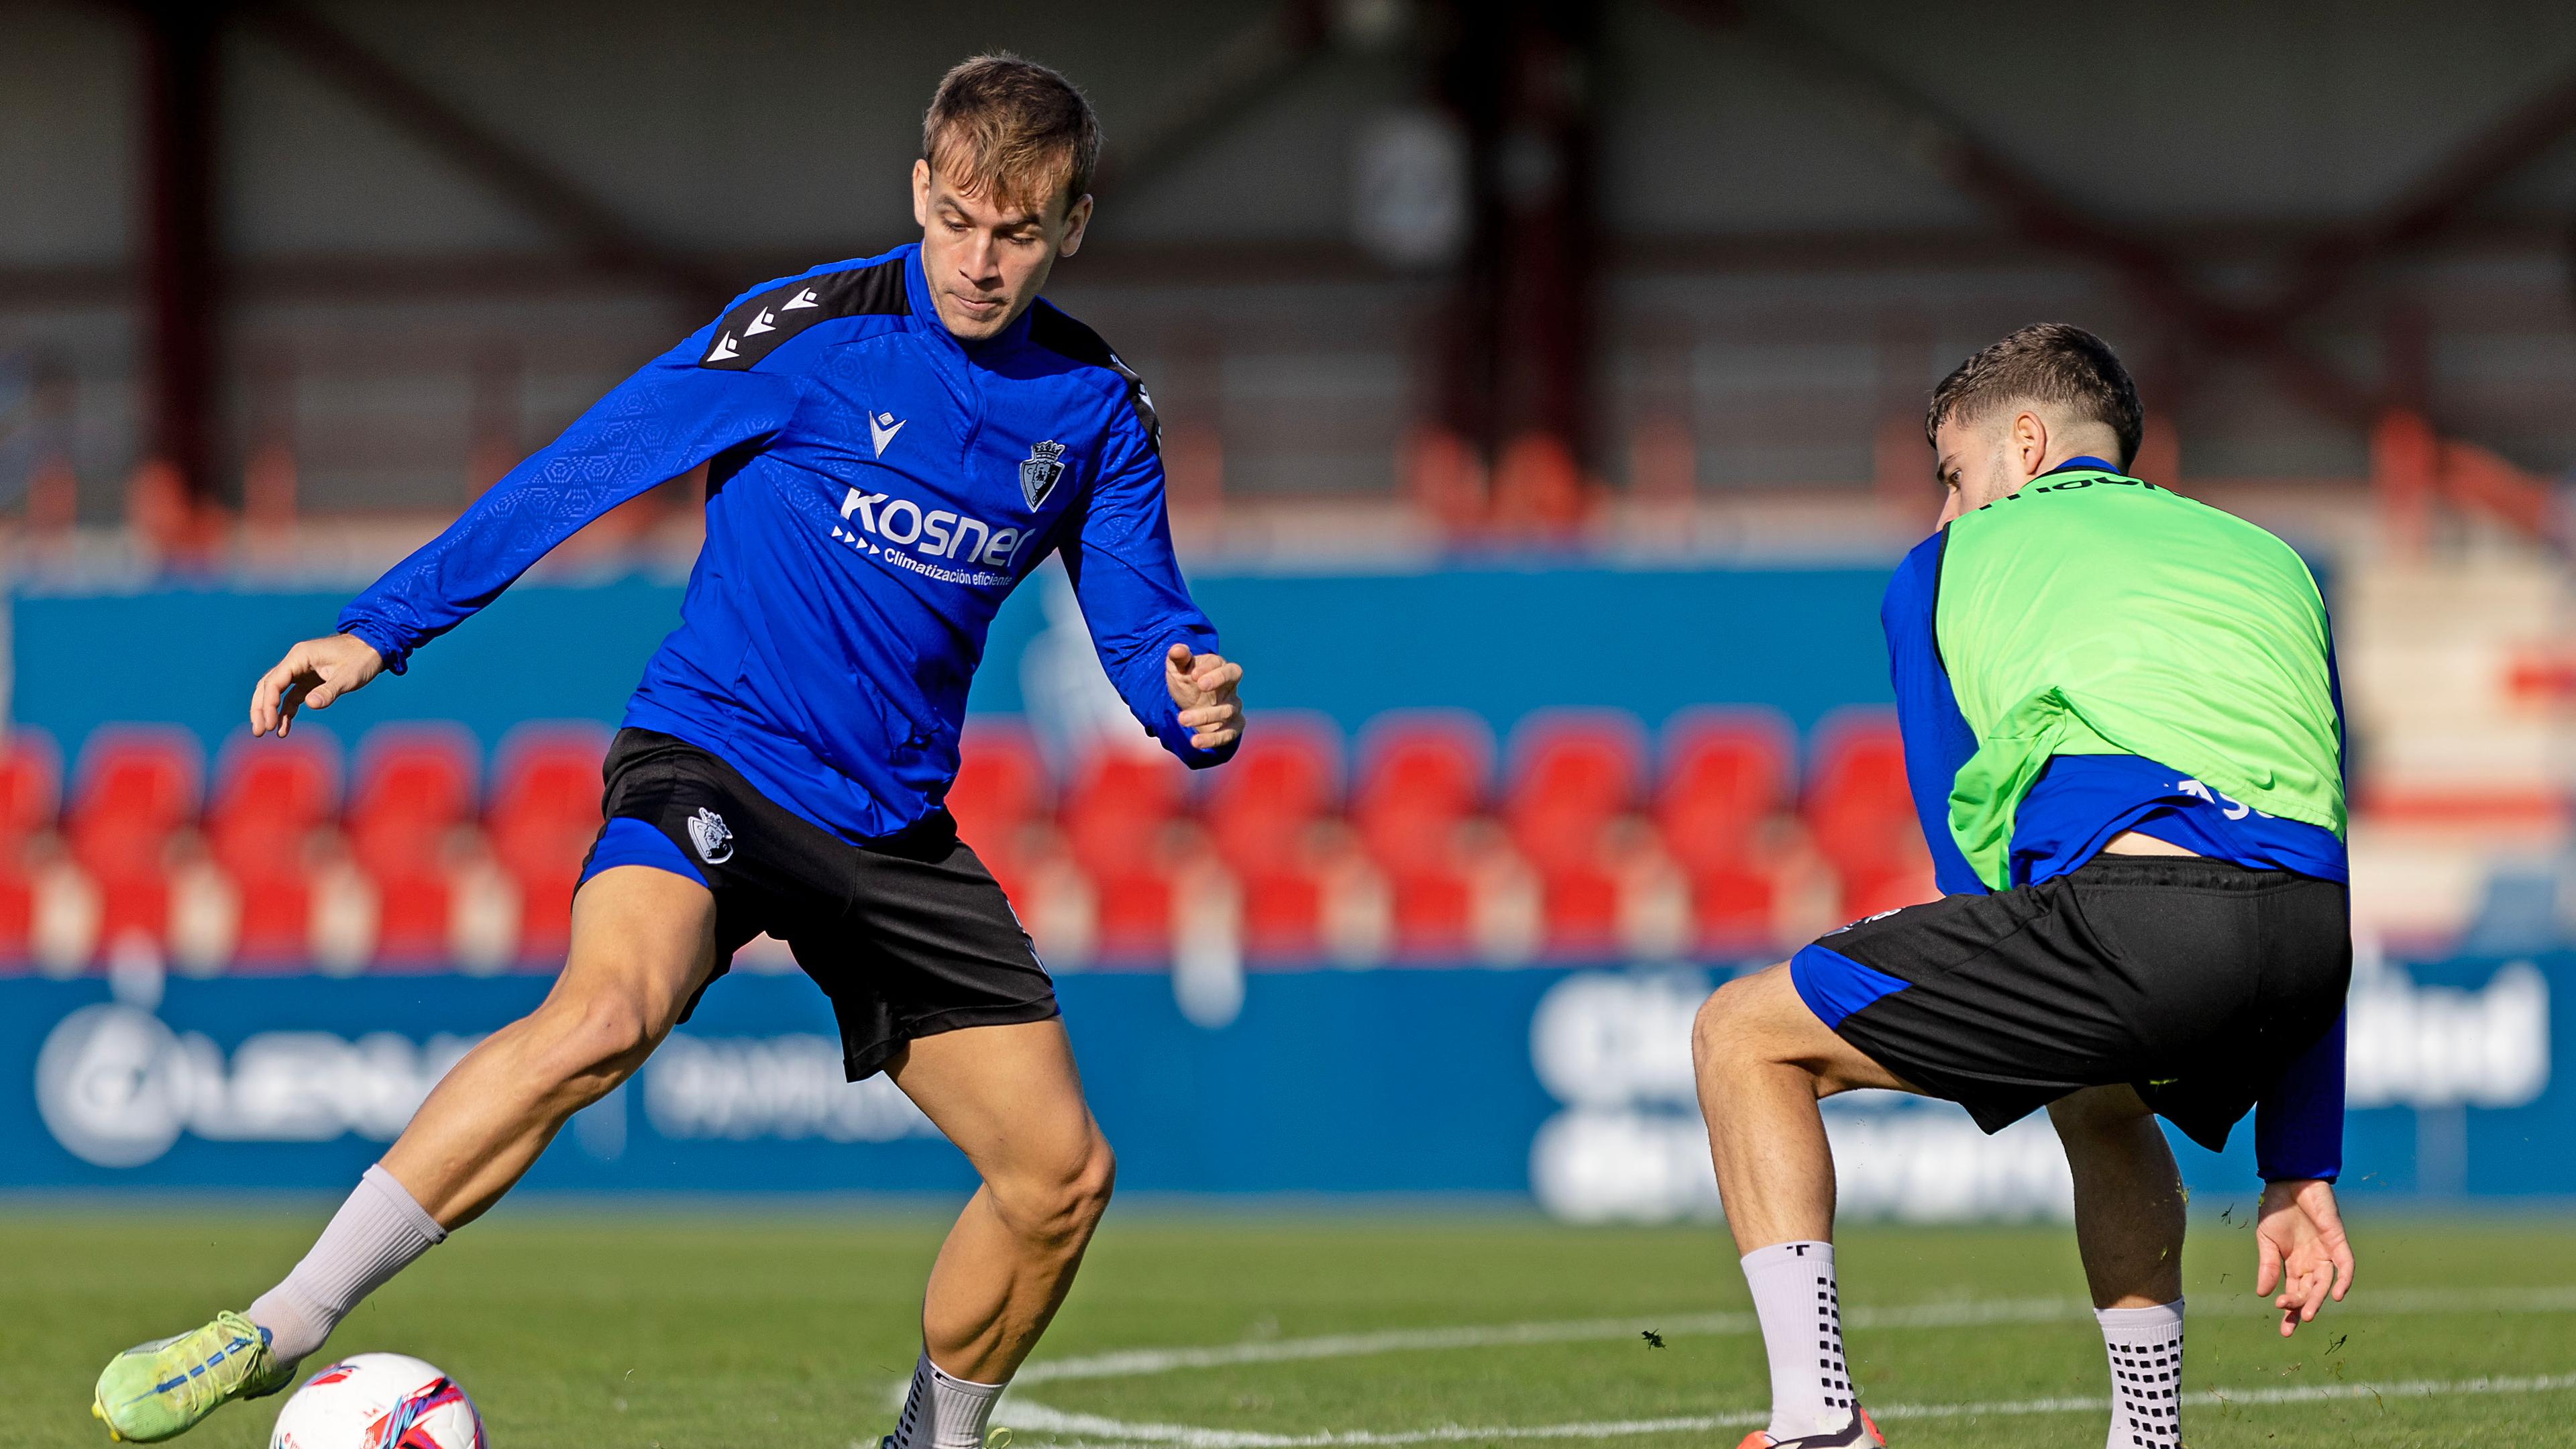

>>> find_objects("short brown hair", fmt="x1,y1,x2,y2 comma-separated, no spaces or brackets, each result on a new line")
922,54,1102,217
1925,323,2144,470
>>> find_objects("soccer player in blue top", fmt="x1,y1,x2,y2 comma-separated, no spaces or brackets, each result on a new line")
93,56,1245,1447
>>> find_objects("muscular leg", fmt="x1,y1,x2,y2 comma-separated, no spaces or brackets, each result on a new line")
2048,1085,2186,1308
2053,1084,2188,1448
1691,963,1915,1253
1693,963,1919,1443
890,1019,1114,1384
382,865,719,1225
236,865,716,1371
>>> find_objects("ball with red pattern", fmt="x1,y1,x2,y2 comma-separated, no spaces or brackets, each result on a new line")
268,1352,486,1449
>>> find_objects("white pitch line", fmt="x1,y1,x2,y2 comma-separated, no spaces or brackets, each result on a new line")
998,1373,2576,1449
1012,1285,2576,1387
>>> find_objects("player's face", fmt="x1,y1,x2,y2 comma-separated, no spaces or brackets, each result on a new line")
912,158,1093,342
1931,417,2016,527
1931,407,2072,526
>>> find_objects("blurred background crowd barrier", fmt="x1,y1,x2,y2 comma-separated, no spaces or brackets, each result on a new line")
5,0,2576,1214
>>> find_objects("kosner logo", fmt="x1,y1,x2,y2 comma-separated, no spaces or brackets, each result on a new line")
839,486,1028,572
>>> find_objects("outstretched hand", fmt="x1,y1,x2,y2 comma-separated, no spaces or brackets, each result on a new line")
2254,1176,2355,1337
250,633,386,738
1165,643,1245,751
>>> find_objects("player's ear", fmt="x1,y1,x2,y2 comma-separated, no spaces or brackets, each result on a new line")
911,159,933,230
1057,193,1093,259
2010,409,2049,478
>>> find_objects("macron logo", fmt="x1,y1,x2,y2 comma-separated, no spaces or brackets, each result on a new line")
868,410,906,458
705,332,739,362
782,286,821,310
745,307,777,336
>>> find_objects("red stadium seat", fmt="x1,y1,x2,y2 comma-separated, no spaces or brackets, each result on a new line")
350,724,480,963
1206,712,1342,873
946,720,1053,904
1206,714,1342,959
1687,862,1778,952
1062,747,1189,961
1804,710,1937,918
68,727,203,955
1354,712,1490,873
1354,713,1492,961
488,723,609,963
1661,709,1796,951
947,720,1051,841
208,733,342,966
0,732,60,842
1236,862,1329,960
1506,712,1644,870
1506,712,1645,955
1659,708,1794,873
1387,865,1476,959
1538,861,1623,956
0,732,60,964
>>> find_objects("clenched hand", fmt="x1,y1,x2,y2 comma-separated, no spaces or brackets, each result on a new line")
250,633,386,738
1165,643,1245,751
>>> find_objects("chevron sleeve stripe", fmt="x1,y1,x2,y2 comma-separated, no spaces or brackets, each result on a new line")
339,331,802,674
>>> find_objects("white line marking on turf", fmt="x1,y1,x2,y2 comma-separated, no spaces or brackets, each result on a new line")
1000,1374,2576,1448
1012,1285,2576,1387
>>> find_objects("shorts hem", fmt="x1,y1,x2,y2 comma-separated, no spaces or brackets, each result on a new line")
841,998,1064,1081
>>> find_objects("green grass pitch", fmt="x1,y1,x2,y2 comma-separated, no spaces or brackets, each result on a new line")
9,1205,2573,1447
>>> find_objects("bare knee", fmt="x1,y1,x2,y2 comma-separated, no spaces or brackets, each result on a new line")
2047,1083,2157,1146
1693,972,1781,1085
524,993,660,1105
985,1128,1116,1254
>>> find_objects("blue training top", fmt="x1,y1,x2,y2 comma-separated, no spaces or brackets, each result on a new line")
1876,458,2348,1181
341,244,1233,845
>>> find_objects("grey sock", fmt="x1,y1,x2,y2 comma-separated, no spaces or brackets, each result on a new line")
246,1164,447,1364
892,1348,1004,1449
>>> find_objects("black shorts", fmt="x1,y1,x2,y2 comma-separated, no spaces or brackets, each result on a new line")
1790,855,2349,1151
579,729,1058,1080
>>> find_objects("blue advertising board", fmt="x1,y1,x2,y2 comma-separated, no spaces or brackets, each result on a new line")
7,564,1897,767
4,950,2561,1214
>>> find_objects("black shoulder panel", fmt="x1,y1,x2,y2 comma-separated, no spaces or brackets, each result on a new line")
1028,303,1161,451
699,259,907,370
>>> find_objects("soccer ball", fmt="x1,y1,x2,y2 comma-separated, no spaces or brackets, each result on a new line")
268,1352,486,1449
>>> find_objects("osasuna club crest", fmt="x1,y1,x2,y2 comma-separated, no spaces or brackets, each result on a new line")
1019,439,1067,510
686,807,734,865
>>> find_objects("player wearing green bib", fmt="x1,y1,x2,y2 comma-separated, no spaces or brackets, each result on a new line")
1688,325,2353,1449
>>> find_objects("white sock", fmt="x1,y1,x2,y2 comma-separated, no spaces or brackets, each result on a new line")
1741,1240,1857,1441
2096,1300,2184,1448
891,1348,1004,1449
246,1164,447,1364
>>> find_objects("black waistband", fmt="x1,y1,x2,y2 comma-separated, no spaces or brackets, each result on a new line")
2065,853,2334,892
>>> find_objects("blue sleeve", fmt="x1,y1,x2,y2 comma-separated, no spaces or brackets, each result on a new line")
1882,531,1986,896
2255,1010,2345,1182
337,328,802,673
1058,415,1234,768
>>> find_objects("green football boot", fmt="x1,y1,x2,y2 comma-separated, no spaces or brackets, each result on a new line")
91,1310,293,1442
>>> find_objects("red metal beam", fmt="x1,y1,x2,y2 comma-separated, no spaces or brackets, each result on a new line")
1668,0,2385,428
136,1,223,502
1092,1,1334,201
2268,60,2576,326
239,1,724,306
